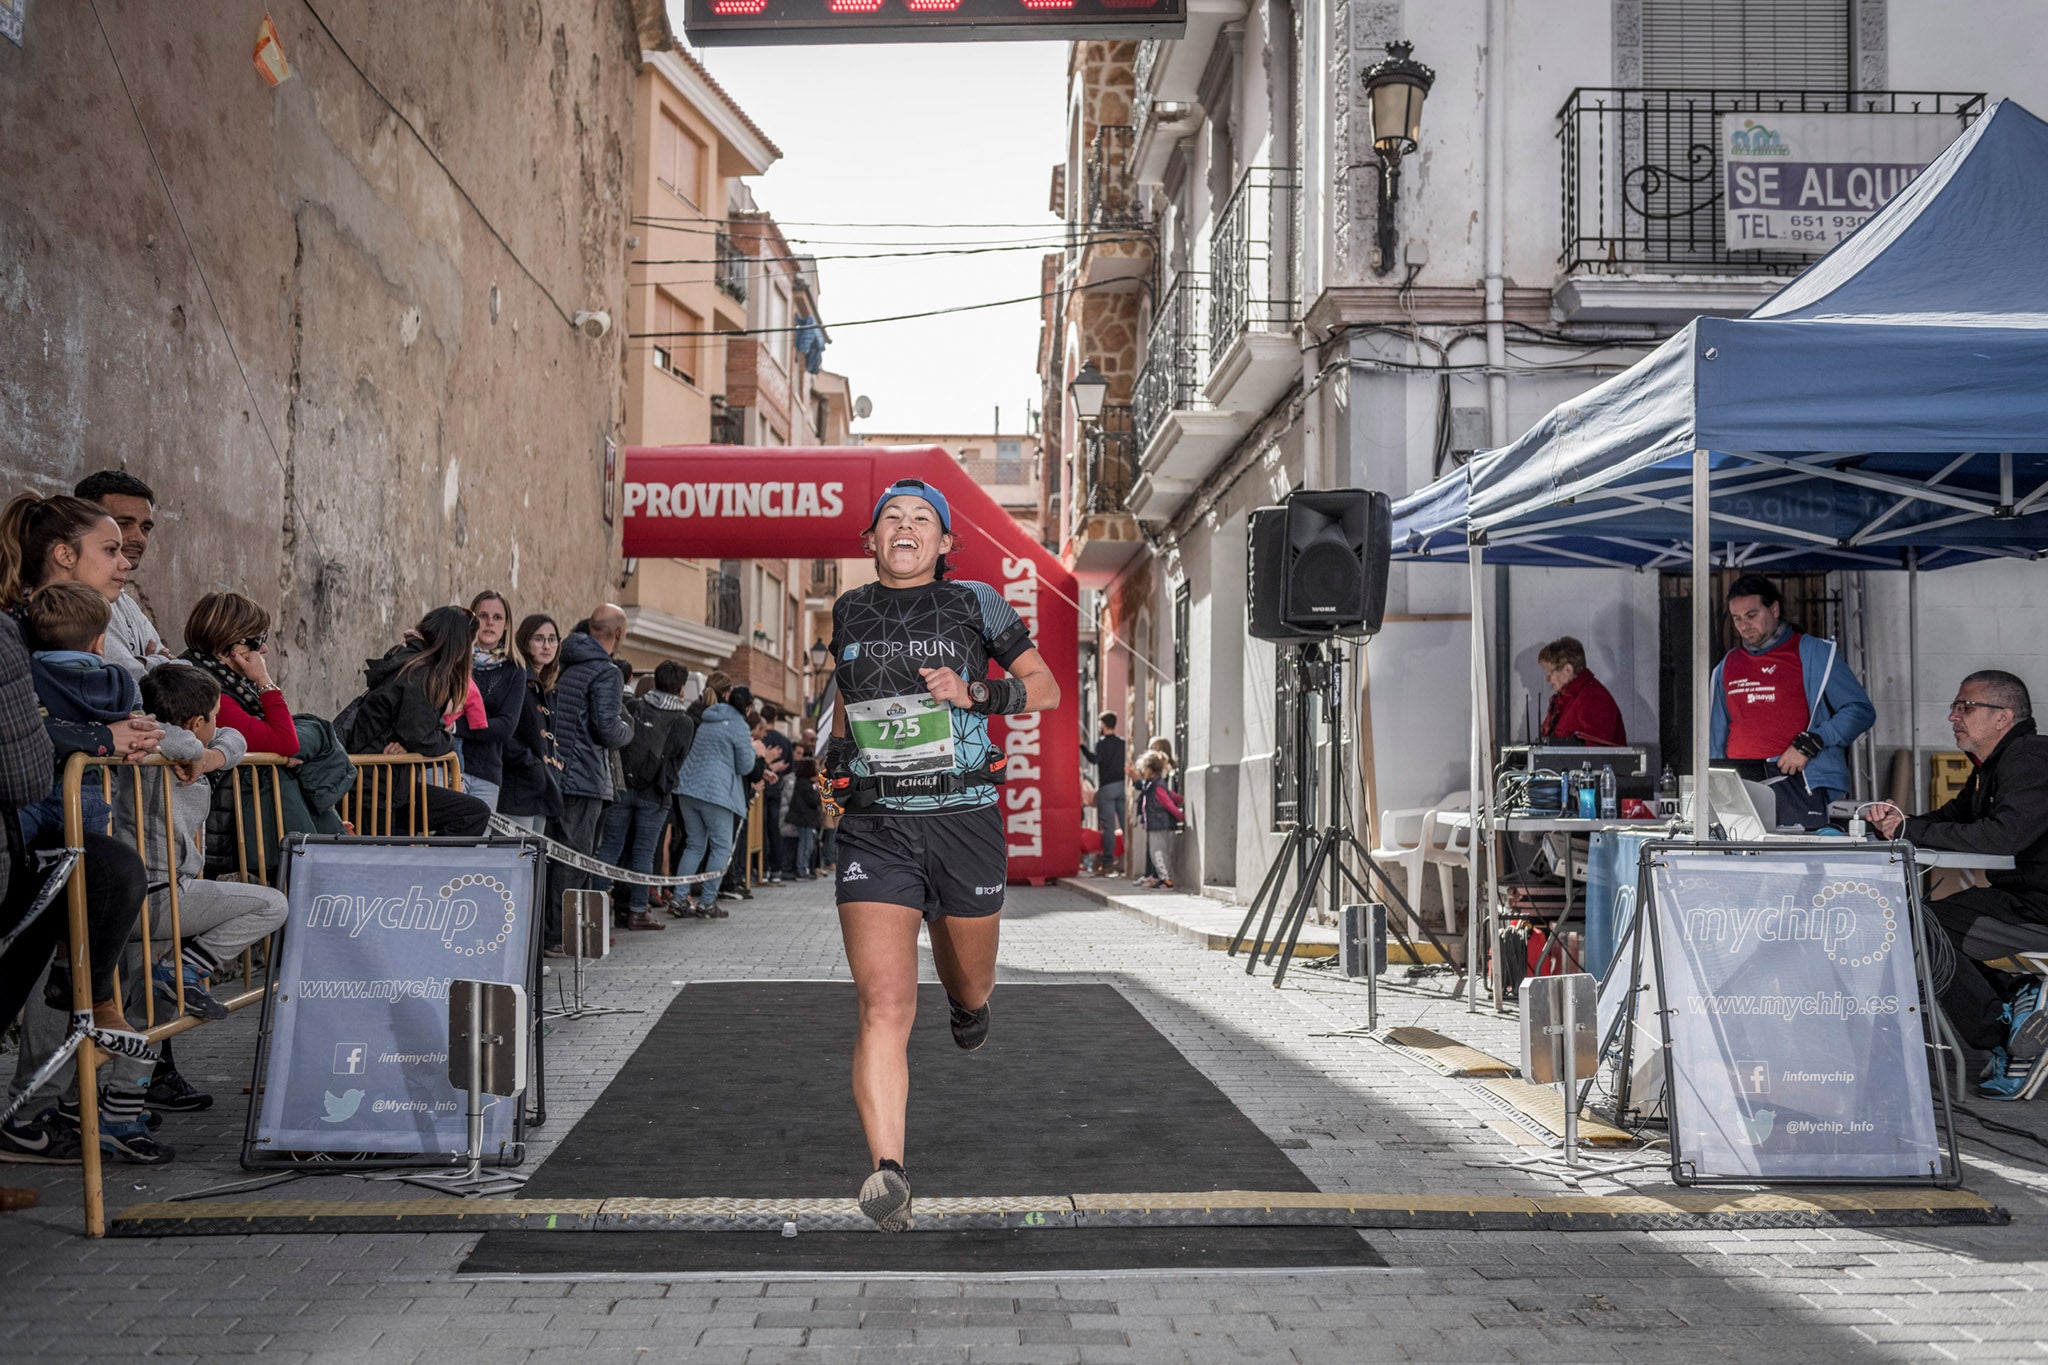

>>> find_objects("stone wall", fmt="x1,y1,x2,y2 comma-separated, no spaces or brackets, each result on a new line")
0,2,641,712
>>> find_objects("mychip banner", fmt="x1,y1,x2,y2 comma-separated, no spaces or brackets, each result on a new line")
1721,111,1961,251
252,839,541,1159
1647,846,1945,1182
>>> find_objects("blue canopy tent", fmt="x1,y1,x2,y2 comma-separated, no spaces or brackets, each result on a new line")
1389,98,2048,1007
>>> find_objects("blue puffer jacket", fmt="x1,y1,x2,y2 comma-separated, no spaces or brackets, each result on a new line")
550,632,632,801
675,701,756,816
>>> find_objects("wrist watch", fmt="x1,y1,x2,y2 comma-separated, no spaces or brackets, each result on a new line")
967,681,991,709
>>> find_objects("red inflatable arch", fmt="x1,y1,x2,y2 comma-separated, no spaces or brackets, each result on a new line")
621,446,1081,883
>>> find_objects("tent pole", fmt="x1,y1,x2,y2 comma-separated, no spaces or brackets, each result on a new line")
1692,449,1713,841
1909,548,1922,809
1467,544,1487,1012
1468,544,1503,1013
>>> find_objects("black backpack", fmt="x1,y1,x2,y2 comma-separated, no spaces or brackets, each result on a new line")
621,699,694,796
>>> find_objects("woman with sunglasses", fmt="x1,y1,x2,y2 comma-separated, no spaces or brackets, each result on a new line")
182,593,300,758
342,605,492,837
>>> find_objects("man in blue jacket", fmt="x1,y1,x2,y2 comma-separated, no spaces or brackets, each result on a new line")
1709,575,1875,829
543,605,634,951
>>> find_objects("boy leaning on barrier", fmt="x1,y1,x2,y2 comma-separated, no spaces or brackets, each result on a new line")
122,668,287,1069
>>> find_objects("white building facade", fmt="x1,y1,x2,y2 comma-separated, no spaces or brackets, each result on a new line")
1042,0,2048,906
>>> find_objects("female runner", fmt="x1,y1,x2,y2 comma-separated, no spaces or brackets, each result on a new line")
820,479,1059,1231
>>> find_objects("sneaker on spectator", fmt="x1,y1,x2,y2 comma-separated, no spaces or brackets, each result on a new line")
152,959,230,1022
1977,1046,2029,1100
146,1068,214,1113
98,1114,174,1165
0,1107,83,1164
2007,982,2048,1064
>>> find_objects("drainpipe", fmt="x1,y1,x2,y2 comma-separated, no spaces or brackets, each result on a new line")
1483,0,1507,449
1299,0,1325,487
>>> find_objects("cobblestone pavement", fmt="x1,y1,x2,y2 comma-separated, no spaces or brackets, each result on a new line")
4,876,2048,1363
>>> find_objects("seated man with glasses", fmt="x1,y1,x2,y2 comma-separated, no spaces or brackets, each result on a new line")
1871,670,2048,1098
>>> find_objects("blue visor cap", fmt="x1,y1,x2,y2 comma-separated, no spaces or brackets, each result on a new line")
867,480,951,534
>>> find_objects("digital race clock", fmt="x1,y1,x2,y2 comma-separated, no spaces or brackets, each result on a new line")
684,0,1187,46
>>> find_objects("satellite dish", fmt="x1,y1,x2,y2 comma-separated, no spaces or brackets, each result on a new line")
853,395,873,420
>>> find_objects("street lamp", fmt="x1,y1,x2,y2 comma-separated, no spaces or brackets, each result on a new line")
1360,40,1435,277
809,639,831,672
1068,359,1109,425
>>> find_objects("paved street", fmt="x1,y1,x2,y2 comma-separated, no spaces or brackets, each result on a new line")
4,877,2048,1363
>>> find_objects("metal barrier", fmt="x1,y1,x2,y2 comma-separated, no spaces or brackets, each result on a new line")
43,748,458,1237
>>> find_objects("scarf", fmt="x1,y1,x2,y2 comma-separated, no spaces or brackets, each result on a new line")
182,647,268,717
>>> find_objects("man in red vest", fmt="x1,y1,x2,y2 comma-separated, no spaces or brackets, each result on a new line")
1708,575,1874,828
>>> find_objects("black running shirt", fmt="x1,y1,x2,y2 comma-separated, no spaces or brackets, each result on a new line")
829,579,1033,812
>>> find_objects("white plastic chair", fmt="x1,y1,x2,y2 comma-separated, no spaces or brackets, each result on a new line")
1368,805,1439,940
1425,796,1474,934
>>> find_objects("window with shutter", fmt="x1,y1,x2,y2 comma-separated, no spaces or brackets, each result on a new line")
1640,0,1850,90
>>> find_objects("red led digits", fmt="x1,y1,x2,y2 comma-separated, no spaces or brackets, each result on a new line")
710,0,768,12
1020,0,1077,8
828,0,884,9
905,0,962,9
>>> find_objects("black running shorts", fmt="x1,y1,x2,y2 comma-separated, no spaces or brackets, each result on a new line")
834,804,1007,920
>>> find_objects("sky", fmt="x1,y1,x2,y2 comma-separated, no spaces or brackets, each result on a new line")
666,17,1071,436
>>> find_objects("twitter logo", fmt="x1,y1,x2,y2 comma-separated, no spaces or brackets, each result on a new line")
321,1089,365,1123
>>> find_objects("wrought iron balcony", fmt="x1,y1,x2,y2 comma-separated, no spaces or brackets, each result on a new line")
1085,124,1145,231
1084,405,1137,514
1131,39,1161,143
714,232,748,303
1132,273,1210,452
1559,88,1982,276
705,567,743,635
1209,167,1298,349
710,401,745,445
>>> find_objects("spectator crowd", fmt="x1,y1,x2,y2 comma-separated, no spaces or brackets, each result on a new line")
0,473,830,1209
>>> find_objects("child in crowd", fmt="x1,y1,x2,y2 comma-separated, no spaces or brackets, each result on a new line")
21,582,138,843
1130,750,1182,889
789,755,823,879
130,666,287,1023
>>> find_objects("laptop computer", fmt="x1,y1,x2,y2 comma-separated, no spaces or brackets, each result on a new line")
1679,768,1777,841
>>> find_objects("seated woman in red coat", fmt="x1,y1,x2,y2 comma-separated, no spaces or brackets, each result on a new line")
181,592,300,758
1537,636,1626,747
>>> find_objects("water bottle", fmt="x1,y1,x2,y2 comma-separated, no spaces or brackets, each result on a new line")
1656,764,1679,818
1576,761,1597,819
1598,764,1618,820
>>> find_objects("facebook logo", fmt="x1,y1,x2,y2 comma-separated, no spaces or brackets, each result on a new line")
1734,1060,1770,1096
334,1043,367,1076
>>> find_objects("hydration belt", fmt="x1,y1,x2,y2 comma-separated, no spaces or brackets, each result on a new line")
829,753,1008,811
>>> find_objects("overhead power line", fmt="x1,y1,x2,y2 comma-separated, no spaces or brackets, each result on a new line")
632,236,1139,267
628,277,1124,342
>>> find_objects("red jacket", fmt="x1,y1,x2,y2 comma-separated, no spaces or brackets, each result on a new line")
220,687,301,758
1540,670,1626,747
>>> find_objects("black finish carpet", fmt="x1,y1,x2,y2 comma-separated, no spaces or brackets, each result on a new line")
462,981,1382,1273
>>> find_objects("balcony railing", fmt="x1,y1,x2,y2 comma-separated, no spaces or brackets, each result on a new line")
1132,39,1162,142
705,568,743,635
1132,273,1210,452
1559,88,1983,276
710,402,745,445
714,232,748,303
1086,124,1144,231
1209,166,1298,349
1085,404,1137,514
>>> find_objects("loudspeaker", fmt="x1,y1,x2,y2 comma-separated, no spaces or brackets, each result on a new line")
1245,489,1393,642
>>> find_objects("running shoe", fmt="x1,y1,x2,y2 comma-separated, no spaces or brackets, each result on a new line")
2007,982,2048,1065
858,1159,913,1232
152,958,230,1022
99,1114,174,1166
0,1107,83,1164
146,1068,214,1113
947,994,990,1052
1977,1046,2028,1100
